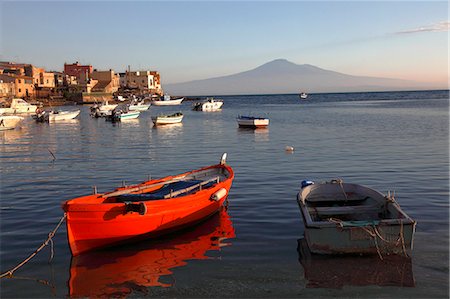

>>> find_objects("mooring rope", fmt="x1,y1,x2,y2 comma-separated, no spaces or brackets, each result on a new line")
328,216,409,259
0,213,66,279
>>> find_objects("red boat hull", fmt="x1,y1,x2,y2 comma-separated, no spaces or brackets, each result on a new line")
63,164,234,256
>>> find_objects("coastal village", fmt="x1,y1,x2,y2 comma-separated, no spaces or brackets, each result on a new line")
0,61,164,106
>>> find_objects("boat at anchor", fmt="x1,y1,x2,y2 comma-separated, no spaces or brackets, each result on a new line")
297,179,416,256
62,153,234,256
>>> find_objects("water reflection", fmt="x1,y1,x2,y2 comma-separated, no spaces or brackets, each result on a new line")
237,127,269,142
48,119,80,126
152,123,184,138
297,239,415,289
68,208,235,297
0,127,26,144
118,119,140,127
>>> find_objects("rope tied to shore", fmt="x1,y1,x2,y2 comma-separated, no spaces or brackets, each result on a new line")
0,213,66,279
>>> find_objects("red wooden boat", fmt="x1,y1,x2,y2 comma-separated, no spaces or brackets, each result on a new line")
62,154,234,256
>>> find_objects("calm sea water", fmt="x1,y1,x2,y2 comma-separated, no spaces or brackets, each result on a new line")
1,90,449,298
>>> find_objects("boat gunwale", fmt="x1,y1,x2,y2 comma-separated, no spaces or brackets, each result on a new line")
63,164,233,212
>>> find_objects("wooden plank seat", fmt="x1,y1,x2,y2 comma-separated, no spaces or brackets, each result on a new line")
308,204,383,216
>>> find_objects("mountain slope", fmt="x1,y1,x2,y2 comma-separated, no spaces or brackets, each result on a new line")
164,59,431,96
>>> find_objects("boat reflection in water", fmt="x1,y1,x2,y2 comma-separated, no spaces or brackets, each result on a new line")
297,238,415,289
68,208,235,297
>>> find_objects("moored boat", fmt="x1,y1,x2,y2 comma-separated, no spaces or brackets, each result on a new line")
193,98,223,111
106,109,140,122
152,94,184,106
0,115,24,130
297,179,416,256
236,115,269,128
0,98,39,114
35,109,80,122
151,112,183,125
128,98,151,111
90,101,118,117
62,154,234,256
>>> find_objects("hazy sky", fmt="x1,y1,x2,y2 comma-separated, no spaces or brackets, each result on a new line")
1,1,448,85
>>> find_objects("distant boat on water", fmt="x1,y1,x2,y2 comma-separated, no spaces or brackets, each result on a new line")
90,101,118,117
193,98,223,111
0,115,24,130
34,109,80,122
0,98,39,114
106,109,140,122
236,115,269,129
299,92,308,99
152,95,184,106
151,112,184,125
128,100,150,111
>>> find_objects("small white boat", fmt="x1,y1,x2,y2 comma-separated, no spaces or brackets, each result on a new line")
0,115,24,130
35,109,80,122
90,101,118,117
193,98,224,111
300,92,308,99
0,98,39,114
236,115,269,128
151,112,183,125
128,101,150,111
152,95,184,106
297,179,416,256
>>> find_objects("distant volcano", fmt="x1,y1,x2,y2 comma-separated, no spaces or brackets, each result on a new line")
164,59,434,96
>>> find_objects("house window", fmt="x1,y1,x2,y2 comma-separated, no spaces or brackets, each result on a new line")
19,88,21,92
142,80,145,83
18,79,21,83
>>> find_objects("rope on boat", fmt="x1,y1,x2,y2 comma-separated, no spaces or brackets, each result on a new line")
328,216,409,260
0,213,66,279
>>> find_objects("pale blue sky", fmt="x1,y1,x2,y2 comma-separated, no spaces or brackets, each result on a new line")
1,1,448,85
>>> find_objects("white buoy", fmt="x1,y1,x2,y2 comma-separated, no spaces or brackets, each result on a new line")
285,146,294,152
211,188,227,201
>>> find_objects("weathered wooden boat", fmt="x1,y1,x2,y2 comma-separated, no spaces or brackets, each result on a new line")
193,98,223,111
236,115,269,128
151,95,184,106
68,208,235,296
0,115,24,130
297,179,416,256
151,112,183,125
62,154,234,256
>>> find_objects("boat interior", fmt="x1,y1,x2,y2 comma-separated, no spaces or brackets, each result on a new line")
301,185,409,223
104,167,229,203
